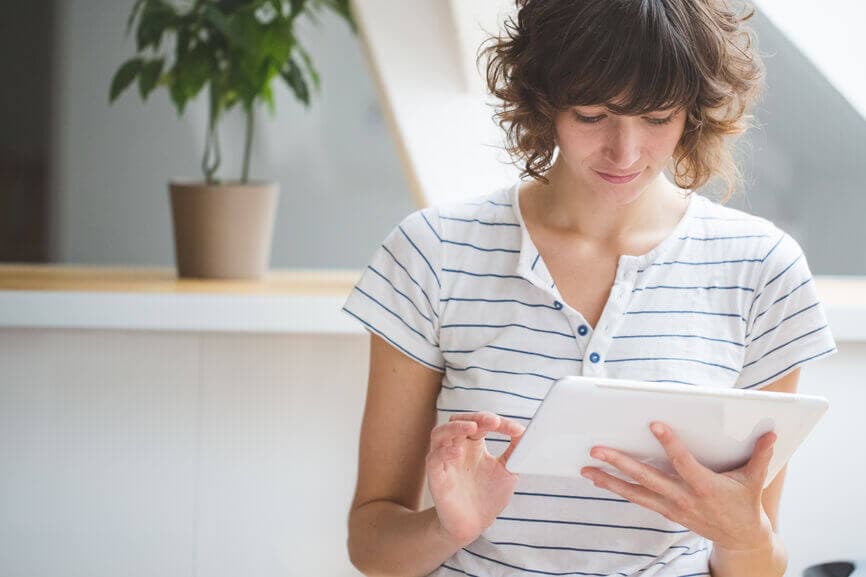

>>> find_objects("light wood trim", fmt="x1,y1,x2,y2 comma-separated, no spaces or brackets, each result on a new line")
0,263,359,296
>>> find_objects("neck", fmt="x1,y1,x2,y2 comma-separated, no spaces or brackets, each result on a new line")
524,161,688,247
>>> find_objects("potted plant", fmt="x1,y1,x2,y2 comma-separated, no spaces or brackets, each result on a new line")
110,0,354,279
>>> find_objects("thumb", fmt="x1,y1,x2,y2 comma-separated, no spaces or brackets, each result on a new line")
743,431,776,488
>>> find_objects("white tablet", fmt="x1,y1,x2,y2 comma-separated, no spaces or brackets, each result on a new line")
505,376,829,488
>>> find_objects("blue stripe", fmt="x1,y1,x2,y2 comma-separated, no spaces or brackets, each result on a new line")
440,563,481,577
442,267,526,280
606,356,739,373
625,309,747,323
677,234,769,241
439,297,560,310
488,540,657,559
634,284,754,293
441,322,575,340
742,325,829,368
341,307,444,371
420,211,442,241
639,257,764,274
442,238,521,253
444,344,581,362
636,258,758,273
440,215,520,227
612,333,743,347
514,490,628,503
444,365,555,385
633,547,710,574
751,277,812,325
748,302,821,343
353,286,437,346
496,516,691,534
531,253,541,270
761,233,786,263
763,253,803,292
367,265,434,326
441,382,546,401
693,215,753,221
465,199,512,207
746,234,789,319
399,224,441,288
381,245,438,319
460,547,627,577
646,379,702,386
741,347,837,389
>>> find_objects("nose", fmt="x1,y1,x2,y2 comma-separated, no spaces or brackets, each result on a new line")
602,120,642,171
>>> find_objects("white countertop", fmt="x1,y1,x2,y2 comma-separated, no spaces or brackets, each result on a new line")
0,264,863,339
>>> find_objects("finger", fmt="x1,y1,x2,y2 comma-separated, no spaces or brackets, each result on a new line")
742,431,776,488
589,447,683,499
448,412,524,441
650,422,713,490
498,424,527,465
430,420,478,448
581,467,673,519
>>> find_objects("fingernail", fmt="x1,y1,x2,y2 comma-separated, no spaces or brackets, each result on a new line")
650,423,665,436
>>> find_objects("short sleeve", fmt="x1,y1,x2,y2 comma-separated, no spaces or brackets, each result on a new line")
341,207,445,372
734,231,837,390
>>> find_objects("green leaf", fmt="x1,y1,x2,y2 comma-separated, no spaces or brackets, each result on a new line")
125,0,147,36
136,0,177,52
281,58,309,106
288,0,306,19
296,44,319,92
138,58,164,99
109,57,144,103
262,83,276,115
203,5,232,38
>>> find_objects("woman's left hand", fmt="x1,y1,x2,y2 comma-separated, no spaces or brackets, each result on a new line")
580,422,777,552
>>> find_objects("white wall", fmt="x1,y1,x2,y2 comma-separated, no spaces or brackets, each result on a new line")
0,328,863,577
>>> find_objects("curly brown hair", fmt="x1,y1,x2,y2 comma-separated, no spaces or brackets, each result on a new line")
479,0,765,202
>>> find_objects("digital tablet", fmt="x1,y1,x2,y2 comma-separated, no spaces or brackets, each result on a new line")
505,376,829,488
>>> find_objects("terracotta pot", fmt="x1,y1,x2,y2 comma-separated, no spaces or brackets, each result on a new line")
168,180,279,279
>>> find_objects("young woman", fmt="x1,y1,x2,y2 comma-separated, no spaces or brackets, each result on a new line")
342,1,837,575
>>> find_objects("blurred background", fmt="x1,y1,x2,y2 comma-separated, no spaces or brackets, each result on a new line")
1,1,864,577
2,0,865,273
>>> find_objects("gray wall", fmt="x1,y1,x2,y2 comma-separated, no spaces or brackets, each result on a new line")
49,0,414,269
48,2,865,274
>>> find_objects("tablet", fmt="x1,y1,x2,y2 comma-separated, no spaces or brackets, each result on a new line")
505,375,829,488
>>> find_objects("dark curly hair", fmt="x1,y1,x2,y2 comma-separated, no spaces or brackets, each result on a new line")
479,0,765,202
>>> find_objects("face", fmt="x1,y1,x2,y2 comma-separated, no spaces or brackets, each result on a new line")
551,103,688,205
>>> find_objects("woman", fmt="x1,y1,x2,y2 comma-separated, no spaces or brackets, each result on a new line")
342,1,837,575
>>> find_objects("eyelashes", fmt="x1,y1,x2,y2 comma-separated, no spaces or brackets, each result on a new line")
573,112,674,126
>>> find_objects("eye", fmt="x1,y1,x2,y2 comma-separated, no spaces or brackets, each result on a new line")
644,115,674,126
574,112,605,124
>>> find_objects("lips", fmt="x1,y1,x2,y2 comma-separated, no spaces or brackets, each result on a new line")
594,170,641,184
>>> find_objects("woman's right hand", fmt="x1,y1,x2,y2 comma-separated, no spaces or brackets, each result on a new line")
425,411,526,547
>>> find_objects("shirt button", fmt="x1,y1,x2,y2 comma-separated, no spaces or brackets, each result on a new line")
577,324,588,336
589,352,601,363
553,300,563,310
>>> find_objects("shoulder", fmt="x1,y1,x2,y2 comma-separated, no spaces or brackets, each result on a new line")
398,183,518,239
690,194,800,266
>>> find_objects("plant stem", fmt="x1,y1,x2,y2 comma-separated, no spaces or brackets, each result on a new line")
242,102,254,184
201,82,221,183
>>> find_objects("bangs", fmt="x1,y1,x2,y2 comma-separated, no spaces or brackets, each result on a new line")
546,0,701,114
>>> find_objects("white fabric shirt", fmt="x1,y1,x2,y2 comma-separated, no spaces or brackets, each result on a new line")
342,180,837,577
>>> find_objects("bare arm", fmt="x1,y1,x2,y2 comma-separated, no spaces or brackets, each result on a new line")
347,334,525,576
347,333,460,577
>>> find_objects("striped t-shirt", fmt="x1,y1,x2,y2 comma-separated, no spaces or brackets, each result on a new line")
341,180,837,577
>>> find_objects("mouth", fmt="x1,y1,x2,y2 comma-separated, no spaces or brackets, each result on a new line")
594,170,641,184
